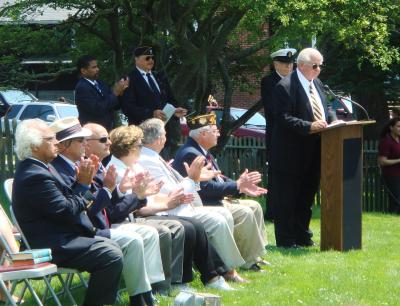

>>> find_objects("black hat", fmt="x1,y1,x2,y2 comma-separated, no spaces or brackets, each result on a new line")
270,48,297,63
134,46,154,57
187,113,217,130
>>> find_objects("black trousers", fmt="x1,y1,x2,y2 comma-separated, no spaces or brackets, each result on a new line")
159,215,229,284
383,175,400,214
271,166,320,247
59,237,123,305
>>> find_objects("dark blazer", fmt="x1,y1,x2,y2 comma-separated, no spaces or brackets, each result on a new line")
74,78,120,131
92,170,147,224
12,158,98,264
270,70,331,175
51,156,110,237
121,67,177,125
173,137,239,206
261,70,282,155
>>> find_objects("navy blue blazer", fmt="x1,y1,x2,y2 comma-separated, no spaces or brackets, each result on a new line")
12,158,98,264
74,78,120,131
173,137,239,206
51,156,110,237
270,71,332,175
121,68,177,125
92,171,147,224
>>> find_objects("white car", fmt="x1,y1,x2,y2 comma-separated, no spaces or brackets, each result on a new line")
1,101,78,133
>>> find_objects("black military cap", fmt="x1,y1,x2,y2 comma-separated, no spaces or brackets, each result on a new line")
134,46,154,57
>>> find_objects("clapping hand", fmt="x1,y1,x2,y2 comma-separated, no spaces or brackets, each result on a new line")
166,188,194,209
131,171,163,199
240,184,268,197
75,157,96,185
102,164,117,192
237,169,262,185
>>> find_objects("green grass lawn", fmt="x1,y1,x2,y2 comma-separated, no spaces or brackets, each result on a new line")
4,207,400,305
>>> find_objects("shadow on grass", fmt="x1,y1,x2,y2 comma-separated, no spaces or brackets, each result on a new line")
266,244,319,256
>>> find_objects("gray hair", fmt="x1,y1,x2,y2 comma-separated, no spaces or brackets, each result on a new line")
297,48,323,64
140,118,165,144
15,119,46,161
189,125,211,139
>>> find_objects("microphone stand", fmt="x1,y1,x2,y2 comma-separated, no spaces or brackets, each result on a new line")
323,85,371,120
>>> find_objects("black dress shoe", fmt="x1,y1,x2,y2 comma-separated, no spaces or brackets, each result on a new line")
248,263,266,273
277,243,300,249
296,240,316,247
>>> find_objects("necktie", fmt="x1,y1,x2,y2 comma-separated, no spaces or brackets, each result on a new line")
309,84,323,121
93,81,103,96
146,73,160,95
160,157,181,183
102,209,110,228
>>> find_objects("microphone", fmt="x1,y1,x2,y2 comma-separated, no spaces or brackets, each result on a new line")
323,85,370,120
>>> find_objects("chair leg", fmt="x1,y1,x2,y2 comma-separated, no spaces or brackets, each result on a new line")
0,280,17,306
24,279,43,306
43,276,62,306
77,272,88,288
56,274,77,306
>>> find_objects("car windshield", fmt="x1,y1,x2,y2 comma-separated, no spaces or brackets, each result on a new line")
230,109,265,127
57,105,79,118
1,90,37,104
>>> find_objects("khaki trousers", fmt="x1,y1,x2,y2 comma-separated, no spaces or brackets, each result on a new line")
192,207,245,269
220,199,267,265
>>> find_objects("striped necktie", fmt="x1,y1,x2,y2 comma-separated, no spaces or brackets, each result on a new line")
309,84,323,121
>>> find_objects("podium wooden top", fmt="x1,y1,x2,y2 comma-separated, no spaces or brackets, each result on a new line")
310,120,376,134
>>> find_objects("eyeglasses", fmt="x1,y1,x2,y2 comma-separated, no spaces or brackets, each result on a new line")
311,63,324,70
87,136,110,143
145,56,154,61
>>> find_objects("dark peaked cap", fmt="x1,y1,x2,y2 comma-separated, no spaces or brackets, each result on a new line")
134,46,154,57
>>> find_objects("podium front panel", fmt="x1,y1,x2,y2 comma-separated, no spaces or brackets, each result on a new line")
342,138,362,250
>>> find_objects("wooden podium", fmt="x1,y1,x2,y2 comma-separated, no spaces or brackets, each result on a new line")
318,120,375,251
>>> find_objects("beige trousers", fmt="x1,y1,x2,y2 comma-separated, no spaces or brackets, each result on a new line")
191,207,245,269
111,223,164,295
220,199,267,265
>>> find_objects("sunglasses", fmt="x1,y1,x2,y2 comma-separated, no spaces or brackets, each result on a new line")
145,56,154,61
311,63,324,70
88,136,110,143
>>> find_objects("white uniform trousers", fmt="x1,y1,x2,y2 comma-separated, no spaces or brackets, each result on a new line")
112,223,165,288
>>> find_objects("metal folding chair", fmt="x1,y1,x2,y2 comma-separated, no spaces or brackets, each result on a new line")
0,217,61,306
3,178,87,305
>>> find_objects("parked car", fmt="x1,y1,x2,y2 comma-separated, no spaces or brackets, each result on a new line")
181,106,266,139
0,88,38,117
0,88,38,105
1,101,78,133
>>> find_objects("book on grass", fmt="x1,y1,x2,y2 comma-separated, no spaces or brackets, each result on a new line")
12,255,52,266
10,248,52,261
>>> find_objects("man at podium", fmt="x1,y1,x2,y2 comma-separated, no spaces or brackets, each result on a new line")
270,48,333,248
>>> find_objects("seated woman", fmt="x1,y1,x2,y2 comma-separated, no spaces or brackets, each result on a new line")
107,125,246,291
378,117,400,214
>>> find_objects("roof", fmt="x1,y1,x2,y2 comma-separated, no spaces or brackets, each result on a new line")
0,0,78,24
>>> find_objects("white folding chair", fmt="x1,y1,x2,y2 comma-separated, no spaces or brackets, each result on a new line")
3,178,86,305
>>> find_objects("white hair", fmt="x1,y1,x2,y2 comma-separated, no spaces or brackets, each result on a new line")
297,48,323,64
140,118,165,144
15,119,46,161
189,125,212,139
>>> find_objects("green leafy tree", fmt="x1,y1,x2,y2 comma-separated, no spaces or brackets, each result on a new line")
0,0,399,146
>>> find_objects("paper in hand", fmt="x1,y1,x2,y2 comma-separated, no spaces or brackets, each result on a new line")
162,103,176,123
